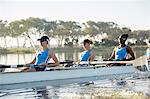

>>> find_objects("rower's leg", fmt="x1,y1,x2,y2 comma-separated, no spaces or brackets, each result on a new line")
20,66,29,72
21,67,36,72
26,68,36,72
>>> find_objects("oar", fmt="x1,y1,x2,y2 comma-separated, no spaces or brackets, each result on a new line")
78,55,149,68
77,60,132,65
132,55,150,71
90,61,133,64
1,56,149,70
0,60,73,68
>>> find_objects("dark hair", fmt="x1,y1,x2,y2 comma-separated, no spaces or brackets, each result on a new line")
37,36,49,44
119,34,128,41
84,39,93,44
37,36,49,42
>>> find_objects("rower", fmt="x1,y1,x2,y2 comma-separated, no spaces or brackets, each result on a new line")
146,40,150,59
106,34,135,66
79,39,96,66
22,36,59,71
146,39,150,71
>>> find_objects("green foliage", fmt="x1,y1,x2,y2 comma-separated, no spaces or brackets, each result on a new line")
64,42,73,47
9,20,26,37
0,18,149,48
94,41,101,47
64,38,73,47
136,40,147,45
0,20,10,37
101,39,118,46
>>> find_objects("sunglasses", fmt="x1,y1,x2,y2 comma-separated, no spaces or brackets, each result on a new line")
119,38,126,41
40,39,47,42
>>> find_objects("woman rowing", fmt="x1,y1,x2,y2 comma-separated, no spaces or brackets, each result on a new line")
80,39,96,65
22,36,59,71
146,45,150,59
107,34,135,66
146,39,150,70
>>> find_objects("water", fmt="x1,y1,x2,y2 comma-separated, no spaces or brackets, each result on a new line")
0,47,145,65
0,78,150,99
0,49,150,99
0,52,102,65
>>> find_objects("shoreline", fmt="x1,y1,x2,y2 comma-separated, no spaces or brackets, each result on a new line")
0,45,148,54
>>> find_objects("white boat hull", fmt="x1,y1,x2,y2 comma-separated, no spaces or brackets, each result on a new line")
0,65,139,90
0,66,138,82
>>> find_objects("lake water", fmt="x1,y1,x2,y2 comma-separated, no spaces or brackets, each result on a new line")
0,78,150,99
0,47,146,65
0,49,150,99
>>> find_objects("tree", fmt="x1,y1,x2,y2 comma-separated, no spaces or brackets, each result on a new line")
54,21,81,47
82,21,99,37
9,20,27,48
0,20,10,48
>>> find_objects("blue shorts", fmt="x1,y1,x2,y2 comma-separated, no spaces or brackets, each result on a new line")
78,64,88,67
30,64,46,71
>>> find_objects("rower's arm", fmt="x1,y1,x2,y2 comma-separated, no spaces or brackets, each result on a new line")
24,57,36,67
30,57,36,64
108,48,116,60
90,51,96,61
146,48,150,59
47,50,59,67
126,46,135,61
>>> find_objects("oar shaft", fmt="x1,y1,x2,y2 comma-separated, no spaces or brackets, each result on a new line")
0,61,73,68
90,61,133,64
0,60,134,68
0,64,24,68
78,61,133,65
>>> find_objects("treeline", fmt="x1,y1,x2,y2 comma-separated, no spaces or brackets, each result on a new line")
0,17,150,48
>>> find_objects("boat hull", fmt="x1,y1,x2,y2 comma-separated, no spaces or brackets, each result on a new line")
0,65,139,90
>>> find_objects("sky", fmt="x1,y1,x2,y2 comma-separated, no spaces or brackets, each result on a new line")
0,0,150,30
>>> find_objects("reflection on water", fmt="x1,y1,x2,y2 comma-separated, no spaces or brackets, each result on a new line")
0,53,102,65
0,54,34,65
32,86,49,99
0,47,146,65
0,78,150,99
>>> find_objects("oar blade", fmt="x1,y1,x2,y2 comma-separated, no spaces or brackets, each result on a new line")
132,55,148,71
133,55,147,66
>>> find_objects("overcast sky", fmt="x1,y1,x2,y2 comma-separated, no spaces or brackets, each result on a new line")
0,0,149,30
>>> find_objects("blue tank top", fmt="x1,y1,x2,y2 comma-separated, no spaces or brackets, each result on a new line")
35,48,49,65
80,49,92,61
146,48,150,58
115,46,127,60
